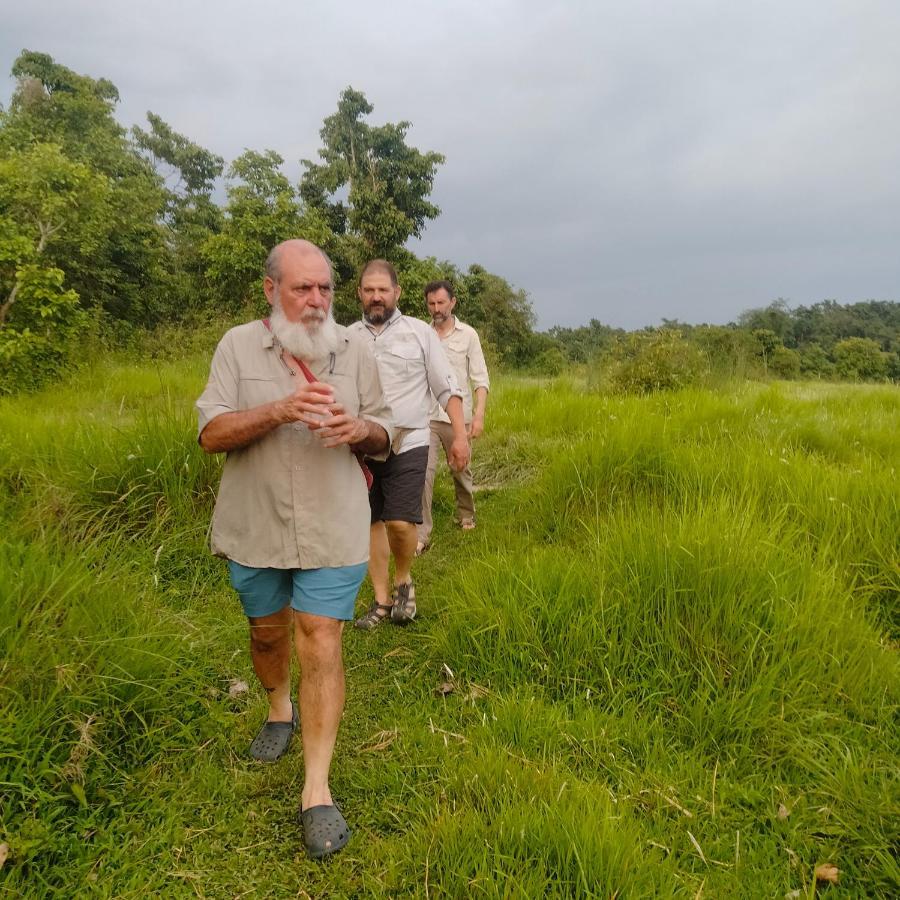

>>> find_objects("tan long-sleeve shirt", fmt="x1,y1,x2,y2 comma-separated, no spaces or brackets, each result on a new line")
430,317,490,424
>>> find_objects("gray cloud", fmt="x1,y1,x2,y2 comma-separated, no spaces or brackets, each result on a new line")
2,0,898,327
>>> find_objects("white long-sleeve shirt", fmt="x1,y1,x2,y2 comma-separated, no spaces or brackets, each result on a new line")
349,309,462,453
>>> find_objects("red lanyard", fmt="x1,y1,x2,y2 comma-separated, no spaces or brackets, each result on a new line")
261,318,374,490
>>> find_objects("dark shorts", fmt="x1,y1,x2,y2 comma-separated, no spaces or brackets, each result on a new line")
368,445,429,524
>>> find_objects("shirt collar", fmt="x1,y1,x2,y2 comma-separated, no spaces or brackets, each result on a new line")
435,315,459,337
362,306,402,335
260,319,275,348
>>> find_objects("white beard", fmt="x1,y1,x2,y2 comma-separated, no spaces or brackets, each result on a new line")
269,299,339,363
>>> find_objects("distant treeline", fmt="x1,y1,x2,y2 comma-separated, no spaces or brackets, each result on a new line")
544,300,900,386
1,50,897,393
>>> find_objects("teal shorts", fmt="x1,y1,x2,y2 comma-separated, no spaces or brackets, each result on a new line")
227,561,368,621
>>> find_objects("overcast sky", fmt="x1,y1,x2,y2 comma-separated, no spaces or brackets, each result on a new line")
3,1,899,329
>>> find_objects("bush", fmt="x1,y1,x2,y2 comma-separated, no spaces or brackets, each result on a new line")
594,329,708,394
834,337,889,381
529,346,567,376
799,343,834,379
692,325,761,379
769,345,801,378
0,267,89,394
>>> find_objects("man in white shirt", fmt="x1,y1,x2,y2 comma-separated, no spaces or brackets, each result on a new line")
349,260,469,629
417,280,490,555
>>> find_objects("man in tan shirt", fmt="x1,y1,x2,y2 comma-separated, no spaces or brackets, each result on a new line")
196,239,392,859
417,280,490,554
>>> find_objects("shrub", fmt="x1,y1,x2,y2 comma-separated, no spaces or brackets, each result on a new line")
529,345,567,376
0,267,89,394
799,342,834,379
692,325,761,379
769,345,801,378
834,337,889,381
594,329,708,394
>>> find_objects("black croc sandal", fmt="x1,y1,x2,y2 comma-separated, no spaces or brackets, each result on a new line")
248,702,298,762
300,804,351,859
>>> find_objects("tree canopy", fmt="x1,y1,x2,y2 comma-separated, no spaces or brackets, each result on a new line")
0,50,896,393
301,87,444,260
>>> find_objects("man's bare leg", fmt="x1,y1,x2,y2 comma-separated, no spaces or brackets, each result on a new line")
369,521,391,605
386,520,417,585
248,606,294,722
294,611,345,810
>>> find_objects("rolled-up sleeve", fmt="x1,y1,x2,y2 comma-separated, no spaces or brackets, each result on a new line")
196,333,239,439
424,327,463,410
467,331,490,393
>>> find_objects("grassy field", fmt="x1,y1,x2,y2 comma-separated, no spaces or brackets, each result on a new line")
1,358,898,898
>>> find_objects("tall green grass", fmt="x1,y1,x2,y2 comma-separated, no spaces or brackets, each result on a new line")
1,362,897,897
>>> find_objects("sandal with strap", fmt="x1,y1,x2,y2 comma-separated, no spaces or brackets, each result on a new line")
390,580,417,624
354,601,392,631
249,702,298,762
300,804,351,859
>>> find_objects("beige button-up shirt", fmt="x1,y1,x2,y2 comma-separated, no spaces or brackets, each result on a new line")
349,310,462,453
430,317,490,425
196,320,393,570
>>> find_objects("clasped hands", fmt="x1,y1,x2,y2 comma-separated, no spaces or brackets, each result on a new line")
278,381,368,449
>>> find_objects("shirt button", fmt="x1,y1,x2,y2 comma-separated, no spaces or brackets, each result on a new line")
293,423,303,431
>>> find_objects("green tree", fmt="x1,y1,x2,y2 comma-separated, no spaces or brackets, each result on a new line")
0,143,108,390
739,299,795,345
300,88,444,260
768,345,801,379
548,319,620,363
202,150,330,310
460,265,537,368
751,328,781,375
133,112,224,198
1,51,169,325
133,112,225,312
799,343,834,379
833,337,889,381
0,143,108,324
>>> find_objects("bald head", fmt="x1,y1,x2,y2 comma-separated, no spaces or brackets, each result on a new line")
265,239,333,283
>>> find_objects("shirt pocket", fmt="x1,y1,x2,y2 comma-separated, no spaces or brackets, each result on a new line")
377,341,421,380
328,372,359,416
237,376,279,410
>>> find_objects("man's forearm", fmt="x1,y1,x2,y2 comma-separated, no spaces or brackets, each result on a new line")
199,403,284,453
445,396,467,440
350,420,389,456
473,386,488,421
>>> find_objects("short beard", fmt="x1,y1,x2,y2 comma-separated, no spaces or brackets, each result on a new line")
364,306,390,326
431,312,450,326
269,297,339,363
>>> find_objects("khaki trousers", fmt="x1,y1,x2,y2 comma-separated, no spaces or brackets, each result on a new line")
417,420,475,546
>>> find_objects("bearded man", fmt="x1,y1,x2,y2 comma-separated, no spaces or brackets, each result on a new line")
196,239,392,859
349,260,468,630
417,280,490,554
